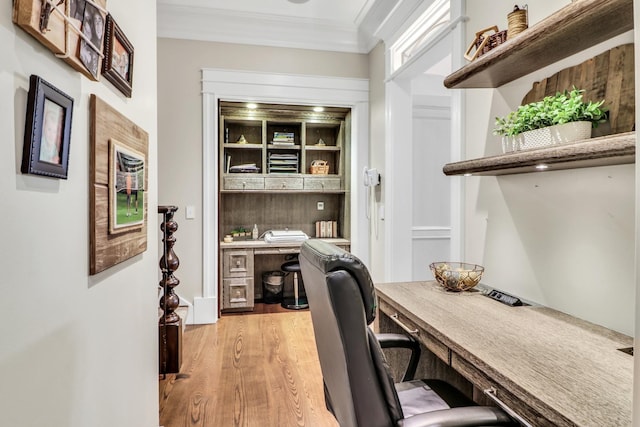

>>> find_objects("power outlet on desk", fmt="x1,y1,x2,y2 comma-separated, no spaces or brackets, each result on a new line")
485,289,528,307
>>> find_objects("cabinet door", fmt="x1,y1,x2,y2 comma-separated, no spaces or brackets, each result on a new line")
264,176,303,190
303,176,341,191
223,250,254,277
223,278,255,309
223,176,265,191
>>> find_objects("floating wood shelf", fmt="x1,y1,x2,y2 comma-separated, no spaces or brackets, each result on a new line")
443,132,636,176
444,0,633,89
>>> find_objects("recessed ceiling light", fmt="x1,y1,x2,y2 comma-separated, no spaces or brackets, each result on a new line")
535,164,549,170
288,0,310,3
246,103,258,109
313,106,324,112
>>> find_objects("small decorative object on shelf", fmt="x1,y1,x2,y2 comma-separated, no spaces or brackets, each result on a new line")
494,88,608,152
430,262,484,292
236,134,248,144
464,25,507,61
159,205,182,375
310,159,329,174
507,5,528,39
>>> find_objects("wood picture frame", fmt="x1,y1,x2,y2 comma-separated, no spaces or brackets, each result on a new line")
102,14,133,97
21,75,74,179
90,95,148,275
108,138,145,234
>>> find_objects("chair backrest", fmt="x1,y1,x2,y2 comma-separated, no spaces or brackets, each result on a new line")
299,239,403,427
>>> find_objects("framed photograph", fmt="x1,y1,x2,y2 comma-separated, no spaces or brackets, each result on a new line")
21,75,74,179
108,138,145,234
79,2,105,79
103,14,134,97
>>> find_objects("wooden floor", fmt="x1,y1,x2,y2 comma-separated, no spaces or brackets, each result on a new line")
159,308,338,427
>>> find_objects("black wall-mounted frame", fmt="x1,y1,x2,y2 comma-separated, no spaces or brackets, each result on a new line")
21,75,74,179
102,14,134,98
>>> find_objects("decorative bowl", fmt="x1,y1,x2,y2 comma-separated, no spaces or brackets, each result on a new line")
429,262,484,292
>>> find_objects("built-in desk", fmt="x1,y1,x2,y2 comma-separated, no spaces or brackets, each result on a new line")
220,238,350,312
375,281,633,426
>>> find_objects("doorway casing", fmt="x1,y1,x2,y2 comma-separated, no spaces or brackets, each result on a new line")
198,69,370,324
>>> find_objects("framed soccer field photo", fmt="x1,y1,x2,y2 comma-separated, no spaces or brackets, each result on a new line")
108,138,145,234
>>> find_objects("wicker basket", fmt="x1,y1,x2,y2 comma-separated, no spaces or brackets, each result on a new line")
464,26,508,61
310,160,329,175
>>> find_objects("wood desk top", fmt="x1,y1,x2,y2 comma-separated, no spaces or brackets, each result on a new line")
220,238,350,249
375,281,633,427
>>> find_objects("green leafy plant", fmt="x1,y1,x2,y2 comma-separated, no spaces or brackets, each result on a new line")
493,88,608,137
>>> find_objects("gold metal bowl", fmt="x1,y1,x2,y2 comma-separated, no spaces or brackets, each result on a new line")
429,262,484,292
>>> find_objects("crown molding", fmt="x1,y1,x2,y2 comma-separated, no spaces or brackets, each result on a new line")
157,4,373,53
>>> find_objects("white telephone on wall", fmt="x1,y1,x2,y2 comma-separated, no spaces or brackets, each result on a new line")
363,167,380,187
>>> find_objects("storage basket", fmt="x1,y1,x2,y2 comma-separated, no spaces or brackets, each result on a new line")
310,160,329,175
464,26,508,61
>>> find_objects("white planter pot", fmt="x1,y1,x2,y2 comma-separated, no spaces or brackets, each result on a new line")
518,121,592,150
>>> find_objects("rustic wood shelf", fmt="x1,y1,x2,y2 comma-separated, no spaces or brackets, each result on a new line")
305,146,341,151
223,143,263,149
444,0,633,89
443,132,635,176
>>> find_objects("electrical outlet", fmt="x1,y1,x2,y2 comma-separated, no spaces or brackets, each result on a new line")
317,201,324,211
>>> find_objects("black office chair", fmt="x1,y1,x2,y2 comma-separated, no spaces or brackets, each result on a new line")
299,239,515,427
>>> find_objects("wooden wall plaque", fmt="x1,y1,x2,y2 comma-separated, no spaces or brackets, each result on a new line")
90,94,148,275
13,0,107,81
521,44,635,138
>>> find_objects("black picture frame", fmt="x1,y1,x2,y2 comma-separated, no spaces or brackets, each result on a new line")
21,75,74,179
103,14,134,98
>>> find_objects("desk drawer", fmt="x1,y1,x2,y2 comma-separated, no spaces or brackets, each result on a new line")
378,300,449,364
223,250,254,277
450,353,549,426
264,176,303,190
303,176,341,191
223,176,264,191
223,278,255,310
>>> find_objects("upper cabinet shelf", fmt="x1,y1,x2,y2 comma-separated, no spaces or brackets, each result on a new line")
443,132,635,176
444,0,633,89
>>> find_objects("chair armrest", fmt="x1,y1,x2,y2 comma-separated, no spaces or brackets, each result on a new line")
397,406,515,427
376,333,420,381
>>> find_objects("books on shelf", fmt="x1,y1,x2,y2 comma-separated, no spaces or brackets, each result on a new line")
315,220,338,238
273,132,295,142
229,163,260,173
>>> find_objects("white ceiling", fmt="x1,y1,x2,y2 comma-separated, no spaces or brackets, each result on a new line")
156,0,400,53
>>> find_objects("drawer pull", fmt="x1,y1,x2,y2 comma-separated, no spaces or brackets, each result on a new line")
390,313,419,335
483,387,532,427
236,260,241,268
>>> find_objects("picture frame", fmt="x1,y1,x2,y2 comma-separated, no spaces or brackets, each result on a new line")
21,75,74,179
102,14,134,97
108,138,146,234
78,1,106,80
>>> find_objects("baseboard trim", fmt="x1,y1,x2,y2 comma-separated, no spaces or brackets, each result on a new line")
193,296,218,324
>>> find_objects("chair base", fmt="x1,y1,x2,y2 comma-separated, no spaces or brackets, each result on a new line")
282,297,309,310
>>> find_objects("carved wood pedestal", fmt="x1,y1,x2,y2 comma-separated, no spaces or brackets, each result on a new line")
159,205,182,374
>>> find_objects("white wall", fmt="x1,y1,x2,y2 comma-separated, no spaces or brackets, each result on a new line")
157,38,369,307
368,41,387,281
463,0,635,335
1,1,159,426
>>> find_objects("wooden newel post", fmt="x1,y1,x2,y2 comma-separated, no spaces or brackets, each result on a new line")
159,205,182,374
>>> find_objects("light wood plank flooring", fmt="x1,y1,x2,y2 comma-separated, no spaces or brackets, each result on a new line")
159,309,338,427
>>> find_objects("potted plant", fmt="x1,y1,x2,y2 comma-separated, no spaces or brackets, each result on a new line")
494,88,608,152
